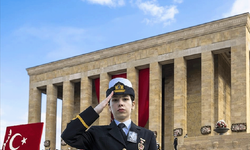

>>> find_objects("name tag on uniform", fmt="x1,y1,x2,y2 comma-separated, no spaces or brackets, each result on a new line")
127,131,137,143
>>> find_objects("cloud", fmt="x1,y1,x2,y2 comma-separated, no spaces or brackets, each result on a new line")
223,0,250,17
14,26,87,61
173,0,183,4
82,0,125,7
137,1,179,26
81,0,180,26
81,0,181,26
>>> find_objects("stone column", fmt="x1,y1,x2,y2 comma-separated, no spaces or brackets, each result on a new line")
247,36,250,134
28,87,42,123
217,55,231,131
249,43,250,134
80,76,92,112
45,84,57,150
231,43,250,133
61,81,74,150
174,57,187,143
149,62,162,144
201,52,214,135
99,73,110,125
127,67,139,124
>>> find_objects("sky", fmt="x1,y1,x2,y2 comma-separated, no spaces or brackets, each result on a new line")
1,0,250,149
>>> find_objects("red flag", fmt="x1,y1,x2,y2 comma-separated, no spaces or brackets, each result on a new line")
2,122,44,150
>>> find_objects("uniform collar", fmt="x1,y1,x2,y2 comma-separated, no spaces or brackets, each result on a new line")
114,119,131,130
108,121,141,147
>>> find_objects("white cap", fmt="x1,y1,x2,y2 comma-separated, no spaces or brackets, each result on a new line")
108,78,132,88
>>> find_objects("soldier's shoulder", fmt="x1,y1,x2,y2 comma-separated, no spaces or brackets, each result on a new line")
89,125,110,130
136,126,154,134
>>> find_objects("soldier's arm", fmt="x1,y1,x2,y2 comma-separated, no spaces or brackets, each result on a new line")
61,92,113,149
61,106,98,149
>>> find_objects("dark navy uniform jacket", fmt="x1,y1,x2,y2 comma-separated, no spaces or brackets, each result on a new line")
61,106,157,150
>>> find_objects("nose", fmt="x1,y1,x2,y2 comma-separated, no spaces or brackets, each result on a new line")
118,98,124,106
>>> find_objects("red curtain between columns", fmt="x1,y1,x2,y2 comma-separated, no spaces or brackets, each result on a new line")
138,68,149,127
94,78,100,103
112,73,127,79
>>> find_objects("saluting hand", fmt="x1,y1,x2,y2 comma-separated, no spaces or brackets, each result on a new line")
94,91,114,114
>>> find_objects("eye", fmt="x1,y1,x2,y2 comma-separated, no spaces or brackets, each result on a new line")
123,98,129,101
112,99,118,102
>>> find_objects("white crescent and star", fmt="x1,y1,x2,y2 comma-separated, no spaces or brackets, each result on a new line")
21,137,27,145
9,133,28,150
8,129,12,136
9,133,21,150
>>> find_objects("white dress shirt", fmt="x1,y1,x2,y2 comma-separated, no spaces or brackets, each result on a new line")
114,119,131,135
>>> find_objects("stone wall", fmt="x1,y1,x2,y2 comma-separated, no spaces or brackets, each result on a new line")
217,54,231,132
180,133,250,150
187,58,201,137
162,55,233,148
213,54,231,135
163,64,174,149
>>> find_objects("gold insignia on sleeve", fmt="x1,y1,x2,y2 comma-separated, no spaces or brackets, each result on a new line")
114,83,125,93
72,115,89,129
138,138,145,150
76,115,89,129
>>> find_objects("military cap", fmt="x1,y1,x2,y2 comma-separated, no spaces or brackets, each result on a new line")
106,78,135,101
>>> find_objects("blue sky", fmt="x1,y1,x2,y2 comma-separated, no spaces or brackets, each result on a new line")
1,0,249,149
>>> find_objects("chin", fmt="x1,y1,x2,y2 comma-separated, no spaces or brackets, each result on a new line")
116,116,128,121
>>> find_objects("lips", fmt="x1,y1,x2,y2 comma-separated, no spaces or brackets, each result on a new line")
118,109,125,112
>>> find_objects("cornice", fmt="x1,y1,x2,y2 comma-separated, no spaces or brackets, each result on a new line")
246,12,250,33
27,13,250,76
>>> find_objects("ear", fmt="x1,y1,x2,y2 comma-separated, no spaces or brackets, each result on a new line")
131,101,135,110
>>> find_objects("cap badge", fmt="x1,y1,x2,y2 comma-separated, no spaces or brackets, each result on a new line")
114,83,125,93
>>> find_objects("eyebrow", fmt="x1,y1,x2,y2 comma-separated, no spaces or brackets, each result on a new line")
112,95,129,98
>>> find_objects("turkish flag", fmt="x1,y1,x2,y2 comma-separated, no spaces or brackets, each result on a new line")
2,122,44,150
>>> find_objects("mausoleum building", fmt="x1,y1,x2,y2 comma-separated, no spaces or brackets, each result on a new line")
27,13,250,150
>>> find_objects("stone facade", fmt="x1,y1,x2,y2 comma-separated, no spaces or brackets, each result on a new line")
27,13,250,150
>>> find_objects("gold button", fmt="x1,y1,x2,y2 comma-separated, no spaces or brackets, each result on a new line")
122,148,126,150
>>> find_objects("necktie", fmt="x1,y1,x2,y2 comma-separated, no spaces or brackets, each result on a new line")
118,123,127,142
